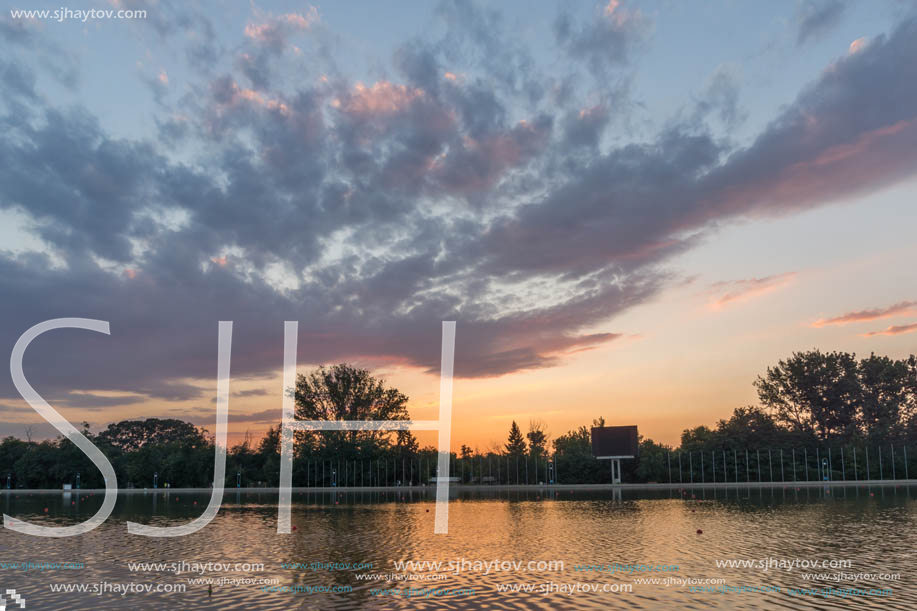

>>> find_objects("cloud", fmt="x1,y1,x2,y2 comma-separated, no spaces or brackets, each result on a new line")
2,7,917,405
553,1,649,77
111,0,221,72
689,65,746,130
210,388,270,403
192,408,277,424
707,273,797,310
796,0,847,46
0,14,79,88
244,8,319,47
848,36,868,54
813,300,917,327
862,322,917,337
51,392,147,410
332,81,426,118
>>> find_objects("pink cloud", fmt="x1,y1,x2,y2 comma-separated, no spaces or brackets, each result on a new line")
862,322,917,337
848,37,868,54
708,272,796,310
332,81,425,117
244,7,318,43
812,300,917,327
214,80,289,115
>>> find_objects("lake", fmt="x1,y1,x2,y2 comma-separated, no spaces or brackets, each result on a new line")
0,485,913,609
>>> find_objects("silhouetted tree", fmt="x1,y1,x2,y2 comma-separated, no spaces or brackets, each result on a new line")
504,421,526,456
858,353,916,440
97,418,207,452
755,350,860,440
293,363,410,457
526,420,549,460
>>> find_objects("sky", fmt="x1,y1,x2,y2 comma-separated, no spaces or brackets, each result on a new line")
1,0,916,451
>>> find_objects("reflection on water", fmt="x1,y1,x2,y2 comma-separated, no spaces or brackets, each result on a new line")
0,486,914,610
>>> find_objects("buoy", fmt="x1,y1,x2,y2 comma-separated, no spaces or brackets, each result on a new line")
292,525,298,531
43,507,48,512
696,529,703,534
425,509,430,512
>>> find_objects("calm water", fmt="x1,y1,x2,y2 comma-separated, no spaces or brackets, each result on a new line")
0,486,914,609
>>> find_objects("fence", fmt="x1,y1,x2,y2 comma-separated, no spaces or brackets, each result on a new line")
227,444,916,487
256,455,559,487
663,445,912,484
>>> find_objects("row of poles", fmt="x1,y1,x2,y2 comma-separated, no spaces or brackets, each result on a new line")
665,446,911,484
237,455,559,487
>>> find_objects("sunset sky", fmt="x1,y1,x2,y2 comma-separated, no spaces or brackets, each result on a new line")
1,0,916,451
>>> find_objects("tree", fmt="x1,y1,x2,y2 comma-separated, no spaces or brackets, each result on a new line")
754,350,860,440
97,418,207,452
553,425,605,483
526,420,549,460
504,421,526,456
680,425,715,451
857,353,915,440
257,425,282,485
633,437,672,483
293,363,410,456
714,406,791,448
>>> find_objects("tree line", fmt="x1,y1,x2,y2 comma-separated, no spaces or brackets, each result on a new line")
1,350,915,488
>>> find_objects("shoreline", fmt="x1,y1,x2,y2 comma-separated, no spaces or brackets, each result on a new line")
3,479,916,493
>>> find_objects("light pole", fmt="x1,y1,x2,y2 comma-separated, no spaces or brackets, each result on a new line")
153,472,159,489
5,473,10,489
76,473,80,489
548,460,554,485
236,471,241,488
332,469,337,487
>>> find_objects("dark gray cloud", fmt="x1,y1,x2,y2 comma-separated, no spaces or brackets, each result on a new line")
0,14,79,88
115,0,222,72
796,0,848,46
210,388,270,403
1,5,916,408
50,393,147,410
553,2,650,79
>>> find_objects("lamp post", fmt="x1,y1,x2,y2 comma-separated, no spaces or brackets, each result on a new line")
153,472,159,489
236,471,241,488
332,469,337,487
548,460,554,485
5,473,10,489
76,472,80,489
